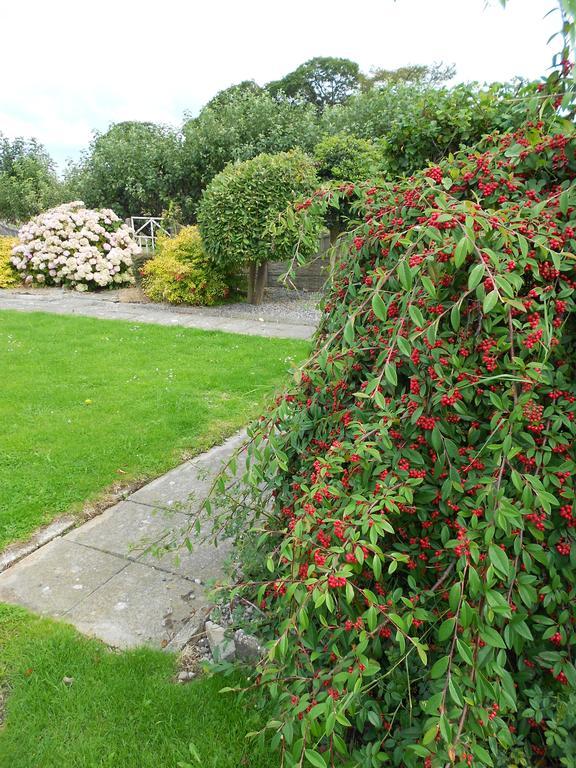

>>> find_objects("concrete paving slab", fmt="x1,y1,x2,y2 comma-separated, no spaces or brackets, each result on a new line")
0,430,246,648
0,539,127,616
64,561,211,649
130,431,246,507
0,515,76,572
64,500,188,559
137,531,233,584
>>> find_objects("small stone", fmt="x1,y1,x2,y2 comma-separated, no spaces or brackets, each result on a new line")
177,670,196,683
62,676,74,686
234,630,262,663
205,620,235,662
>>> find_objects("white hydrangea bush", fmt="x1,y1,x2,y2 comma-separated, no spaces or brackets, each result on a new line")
11,201,140,291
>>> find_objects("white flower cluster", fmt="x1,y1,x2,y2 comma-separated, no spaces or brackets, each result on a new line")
11,201,140,291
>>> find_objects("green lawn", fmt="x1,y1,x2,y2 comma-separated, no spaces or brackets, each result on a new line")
0,604,275,768
0,310,308,549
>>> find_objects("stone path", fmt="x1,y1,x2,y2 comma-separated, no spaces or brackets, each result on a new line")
0,288,316,340
0,432,246,650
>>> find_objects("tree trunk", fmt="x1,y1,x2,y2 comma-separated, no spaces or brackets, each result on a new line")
252,262,268,305
247,263,257,304
247,262,267,305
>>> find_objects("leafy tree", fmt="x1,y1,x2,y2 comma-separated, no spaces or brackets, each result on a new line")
198,149,320,304
266,57,361,110
204,80,263,109
67,122,183,220
361,62,455,90
313,132,386,244
0,135,62,223
181,91,319,217
321,80,536,177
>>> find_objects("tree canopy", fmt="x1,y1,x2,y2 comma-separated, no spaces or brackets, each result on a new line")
0,135,62,223
67,121,183,219
181,90,320,216
266,57,362,110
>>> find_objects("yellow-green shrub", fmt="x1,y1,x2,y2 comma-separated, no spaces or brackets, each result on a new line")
140,226,228,305
0,237,20,288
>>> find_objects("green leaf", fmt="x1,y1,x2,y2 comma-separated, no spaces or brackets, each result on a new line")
450,303,461,332
398,260,413,290
472,743,494,766
479,625,507,649
305,749,327,767
397,336,411,356
456,638,474,665
385,363,398,386
421,275,436,297
454,236,471,267
343,318,355,344
449,582,461,613
438,618,456,642
468,263,485,290
430,655,450,679
371,294,387,321
483,290,499,313
409,305,425,327
488,544,510,579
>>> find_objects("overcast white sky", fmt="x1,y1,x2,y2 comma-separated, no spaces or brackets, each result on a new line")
0,0,561,169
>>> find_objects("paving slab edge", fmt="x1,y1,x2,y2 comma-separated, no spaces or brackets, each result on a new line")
0,517,76,572
0,429,247,574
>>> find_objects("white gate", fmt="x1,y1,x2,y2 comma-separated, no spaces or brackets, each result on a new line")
130,217,170,252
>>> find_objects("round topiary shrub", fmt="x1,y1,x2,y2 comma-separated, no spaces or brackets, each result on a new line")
11,201,139,290
140,225,229,305
209,119,576,767
0,236,20,288
314,132,386,182
198,149,321,304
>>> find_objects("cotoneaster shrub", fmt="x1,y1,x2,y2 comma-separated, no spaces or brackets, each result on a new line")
208,118,576,768
0,237,20,288
11,201,138,290
140,225,229,305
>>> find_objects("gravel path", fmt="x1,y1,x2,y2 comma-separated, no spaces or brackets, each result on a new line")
0,287,321,340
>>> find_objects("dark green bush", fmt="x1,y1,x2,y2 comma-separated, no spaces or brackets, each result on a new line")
313,133,385,182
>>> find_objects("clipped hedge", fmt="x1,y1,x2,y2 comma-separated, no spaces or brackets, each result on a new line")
140,225,228,305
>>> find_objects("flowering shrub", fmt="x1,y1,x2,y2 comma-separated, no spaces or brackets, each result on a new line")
11,201,138,290
140,225,229,305
208,118,576,767
0,237,20,288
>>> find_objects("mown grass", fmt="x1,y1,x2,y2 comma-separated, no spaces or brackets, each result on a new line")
0,604,276,768
0,310,308,549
